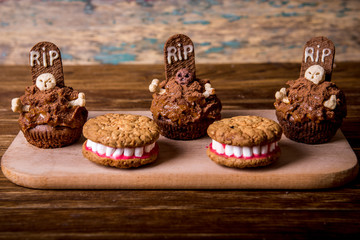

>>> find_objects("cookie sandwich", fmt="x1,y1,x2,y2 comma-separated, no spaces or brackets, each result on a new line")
207,116,282,168
274,36,346,144
149,34,222,140
11,42,88,148
82,113,160,168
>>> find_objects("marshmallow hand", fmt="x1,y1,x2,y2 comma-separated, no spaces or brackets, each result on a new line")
203,83,215,98
275,87,289,104
323,94,337,110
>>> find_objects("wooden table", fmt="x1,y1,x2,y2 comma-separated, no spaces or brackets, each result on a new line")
1,64,359,239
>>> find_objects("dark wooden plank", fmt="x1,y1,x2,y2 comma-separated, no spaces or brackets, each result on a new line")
0,209,359,238
1,187,360,209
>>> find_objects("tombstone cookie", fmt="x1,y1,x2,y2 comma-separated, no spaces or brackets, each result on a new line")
11,42,88,148
149,34,222,140
274,37,346,144
300,36,335,82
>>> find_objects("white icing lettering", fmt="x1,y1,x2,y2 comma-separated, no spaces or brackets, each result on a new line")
29,49,60,67
321,48,331,62
167,44,194,64
315,48,319,62
42,47,47,67
183,44,193,60
49,50,59,66
305,47,332,63
304,47,314,63
30,51,40,66
177,47,182,61
167,46,177,64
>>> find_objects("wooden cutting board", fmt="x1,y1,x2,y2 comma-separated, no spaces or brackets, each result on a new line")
1,110,358,189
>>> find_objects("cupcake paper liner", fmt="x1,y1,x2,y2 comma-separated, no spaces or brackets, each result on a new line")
276,111,342,144
154,118,215,140
23,126,83,148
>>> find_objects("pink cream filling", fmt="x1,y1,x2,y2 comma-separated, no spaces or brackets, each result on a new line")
208,143,279,160
85,141,159,160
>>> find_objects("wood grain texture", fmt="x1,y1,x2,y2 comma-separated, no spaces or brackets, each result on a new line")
0,0,360,65
0,63,360,239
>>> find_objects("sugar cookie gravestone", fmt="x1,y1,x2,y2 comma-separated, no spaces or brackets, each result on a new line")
164,34,196,82
300,36,335,82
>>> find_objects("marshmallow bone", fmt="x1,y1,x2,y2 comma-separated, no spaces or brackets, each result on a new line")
323,94,337,110
149,79,166,95
11,98,29,113
68,92,86,107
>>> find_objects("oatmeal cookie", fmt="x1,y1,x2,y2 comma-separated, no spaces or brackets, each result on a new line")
206,116,282,168
82,113,160,168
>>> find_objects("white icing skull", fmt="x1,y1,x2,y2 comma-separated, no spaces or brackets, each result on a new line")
36,73,56,91
305,65,325,85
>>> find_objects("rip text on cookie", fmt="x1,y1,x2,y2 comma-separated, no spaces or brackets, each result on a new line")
304,45,331,63
30,47,59,67
167,43,194,64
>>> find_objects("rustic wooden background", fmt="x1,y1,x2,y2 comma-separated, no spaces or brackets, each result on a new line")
0,0,359,65
1,1,360,238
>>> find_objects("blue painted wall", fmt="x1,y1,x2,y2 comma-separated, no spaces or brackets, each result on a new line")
0,0,359,65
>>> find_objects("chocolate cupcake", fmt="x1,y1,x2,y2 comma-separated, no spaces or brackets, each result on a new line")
149,34,221,140
274,37,346,144
11,42,88,148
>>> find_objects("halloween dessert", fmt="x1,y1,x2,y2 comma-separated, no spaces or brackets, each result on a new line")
149,34,222,140
206,116,282,168
82,113,160,168
274,36,346,144
11,42,88,148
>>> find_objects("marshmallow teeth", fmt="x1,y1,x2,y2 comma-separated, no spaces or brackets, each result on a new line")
86,139,156,159
211,139,279,158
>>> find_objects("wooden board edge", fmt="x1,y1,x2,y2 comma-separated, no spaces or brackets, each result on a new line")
1,110,359,190
1,160,358,190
